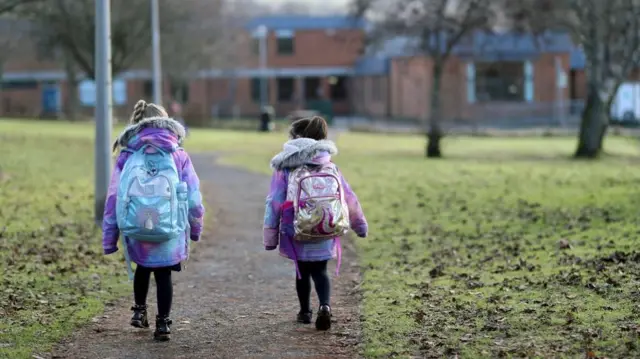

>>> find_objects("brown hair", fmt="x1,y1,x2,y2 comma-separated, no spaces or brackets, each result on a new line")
129,99,168,124
112,100,169,152
289,116,328,141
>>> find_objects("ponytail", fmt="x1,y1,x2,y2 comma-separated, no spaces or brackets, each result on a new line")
112,100,169,152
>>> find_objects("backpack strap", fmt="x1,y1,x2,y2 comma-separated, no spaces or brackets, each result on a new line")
120,144,180,156
138,143,170,156
283,169,303,280
121,235,134,281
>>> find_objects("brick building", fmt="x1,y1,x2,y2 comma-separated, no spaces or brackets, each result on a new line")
352,32,575,125
188,15,366,120
1,15,581,126
0,15,366,120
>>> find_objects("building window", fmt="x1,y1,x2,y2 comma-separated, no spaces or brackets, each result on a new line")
474,61,525,102
371,76,383,102
304,77,322,100
143,80,153,99
252,38,260,55
251,77,269,103
170,81,189,103
329,76,348,101
358,79,366,111
78,79,127,106
276,30,294,55
277,37,294,55
1,80,38,90
251,27,268,56
277,77,295,102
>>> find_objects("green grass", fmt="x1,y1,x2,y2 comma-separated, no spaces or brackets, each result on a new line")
2,119,640,358
219,132,640,358
0,126,130,358
337,137,640,358
0,119,285,358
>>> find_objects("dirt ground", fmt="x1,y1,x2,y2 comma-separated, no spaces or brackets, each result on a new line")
49,154,362,359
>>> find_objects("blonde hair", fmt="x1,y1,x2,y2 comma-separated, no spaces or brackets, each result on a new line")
112,100,169,152
129,99,168,124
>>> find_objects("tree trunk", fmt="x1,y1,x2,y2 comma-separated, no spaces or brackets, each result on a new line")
64,52,80,121
575,84,607,158
599,82,621,152
0,64,4,116
67,80,79,121
426,62,444,158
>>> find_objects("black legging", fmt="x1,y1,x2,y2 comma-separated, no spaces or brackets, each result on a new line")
296,260,330,313
134,265,173,317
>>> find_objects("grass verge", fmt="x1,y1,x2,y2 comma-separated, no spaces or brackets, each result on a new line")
339,134,640,358
0,119,279,358
3,119,640,358
220,132,640,358
0,129,130,358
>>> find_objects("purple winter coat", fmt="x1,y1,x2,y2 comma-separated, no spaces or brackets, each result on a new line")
102,117,205,268
262,138,368,276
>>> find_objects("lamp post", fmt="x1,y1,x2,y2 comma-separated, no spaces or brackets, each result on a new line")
94,0,112,222
151,0,162,105
555,55,567,127
256,25,268,108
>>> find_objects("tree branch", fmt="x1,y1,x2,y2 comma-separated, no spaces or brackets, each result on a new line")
0,0,40,15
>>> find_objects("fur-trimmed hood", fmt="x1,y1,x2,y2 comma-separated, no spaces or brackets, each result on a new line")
114,117,186,150
270,138,338,170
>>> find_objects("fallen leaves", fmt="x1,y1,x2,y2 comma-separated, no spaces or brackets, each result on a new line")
429,264,445,278
350,137,640,358
0,133,130,358
559,238,572,250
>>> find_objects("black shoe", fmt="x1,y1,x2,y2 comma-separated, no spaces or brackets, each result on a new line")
297,310,312,324
130,304,149,328
315,305,332,331
154,315,172,341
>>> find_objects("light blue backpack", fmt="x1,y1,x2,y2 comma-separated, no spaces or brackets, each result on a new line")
116,144,189,278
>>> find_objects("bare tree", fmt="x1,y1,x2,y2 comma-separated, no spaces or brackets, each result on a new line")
511,0,640,158
570,1,640,158
160,0,233,103
0,0,40,15
352,0,496,158
17,0,229,118
0,1,37,79
0,19,27,79
20,0,151,79
20,0,219,80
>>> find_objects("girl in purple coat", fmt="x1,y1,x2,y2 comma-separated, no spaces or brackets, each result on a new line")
263,116,368,330
102,100,205,341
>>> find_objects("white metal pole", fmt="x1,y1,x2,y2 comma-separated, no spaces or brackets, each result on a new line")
151,0,162,104
258,25,268,109
95,0,112,222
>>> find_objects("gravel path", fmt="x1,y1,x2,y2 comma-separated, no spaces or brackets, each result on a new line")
50,154,362,359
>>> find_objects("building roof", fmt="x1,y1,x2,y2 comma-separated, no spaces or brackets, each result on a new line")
455,32,574,60
244,15,366,31
353,56,390,76
354,31,575,75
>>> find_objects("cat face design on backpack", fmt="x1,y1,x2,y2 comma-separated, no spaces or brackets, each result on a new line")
145,159,159,177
